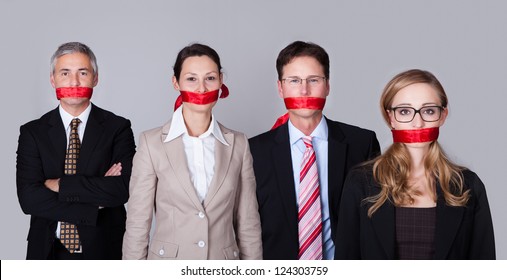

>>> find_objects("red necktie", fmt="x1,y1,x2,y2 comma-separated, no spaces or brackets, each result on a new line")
298,136,323,260
60,118,82,253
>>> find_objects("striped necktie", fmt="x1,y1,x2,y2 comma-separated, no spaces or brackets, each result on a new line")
298,136,323,260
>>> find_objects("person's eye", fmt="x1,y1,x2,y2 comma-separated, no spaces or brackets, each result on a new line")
422,108,436,115
288,78,300,84
206,76,217,81
399,108,412,115
61,72,69,77
186,77,197,82
80,71,88,76
308,78,319,84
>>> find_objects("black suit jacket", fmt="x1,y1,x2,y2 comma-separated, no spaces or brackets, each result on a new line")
334,166,496,259
249,118,380,259
16,104,136,259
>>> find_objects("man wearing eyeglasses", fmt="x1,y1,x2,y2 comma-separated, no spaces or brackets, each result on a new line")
249,41,380,260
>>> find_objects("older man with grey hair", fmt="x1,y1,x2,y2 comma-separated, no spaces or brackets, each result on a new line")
16,42,136,259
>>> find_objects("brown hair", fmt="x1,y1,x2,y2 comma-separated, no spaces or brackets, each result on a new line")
276,41,329,81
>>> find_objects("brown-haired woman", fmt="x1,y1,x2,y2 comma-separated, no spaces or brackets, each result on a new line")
122,43,262,260
335,69,495,259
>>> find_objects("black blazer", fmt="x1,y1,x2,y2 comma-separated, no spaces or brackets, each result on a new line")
16,104,136,259
335,166,496,259
249,118,380,259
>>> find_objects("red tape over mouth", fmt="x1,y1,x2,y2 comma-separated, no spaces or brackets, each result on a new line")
284,97,326,110
56,87,93,100
392,127,439,143
173,84,229,111
271,97,326,130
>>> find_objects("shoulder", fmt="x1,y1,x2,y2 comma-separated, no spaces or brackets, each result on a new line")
138,122,169,141
248,123,287,150
346,164,375,185
342,164,377,198
217,122,246,138
217,122,249,149
249,128,277,144
326,118,377,139
20,107,58,131
461,169,487,194
91,104,131,125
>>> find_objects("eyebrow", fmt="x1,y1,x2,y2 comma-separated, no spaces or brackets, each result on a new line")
183,71,219,76
393,102,440,107
286,75,322,78
58,68,90,72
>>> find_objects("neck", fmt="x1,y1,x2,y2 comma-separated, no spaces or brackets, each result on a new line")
406,144,430,178
60,101,90,117
288,111,322,136
182,107,212,137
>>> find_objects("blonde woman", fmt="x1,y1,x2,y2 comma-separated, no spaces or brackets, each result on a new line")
335,69,495,259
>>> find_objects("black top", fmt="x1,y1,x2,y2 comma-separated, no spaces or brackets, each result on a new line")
395,207,436,259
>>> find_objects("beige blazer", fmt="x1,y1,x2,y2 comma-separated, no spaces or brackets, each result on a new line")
122,121,262,260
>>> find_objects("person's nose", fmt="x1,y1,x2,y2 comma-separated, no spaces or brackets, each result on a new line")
70,73,80,87
412,112,425,128
196,80,207,93
300,79,311,96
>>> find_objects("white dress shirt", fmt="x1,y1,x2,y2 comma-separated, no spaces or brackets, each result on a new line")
56,103,92,239
164,107,229,203
288,116,334,260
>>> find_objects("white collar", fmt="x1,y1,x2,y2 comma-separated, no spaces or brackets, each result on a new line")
164,106,229,146
288,115,328,146
59,103,92,128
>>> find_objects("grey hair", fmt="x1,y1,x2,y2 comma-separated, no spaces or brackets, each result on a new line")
50,42,98,75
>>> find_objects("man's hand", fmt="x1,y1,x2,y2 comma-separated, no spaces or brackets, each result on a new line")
44,178,60,192
104,162,122,176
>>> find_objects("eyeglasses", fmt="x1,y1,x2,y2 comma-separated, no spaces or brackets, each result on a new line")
281,76,327,87
390,106,445,123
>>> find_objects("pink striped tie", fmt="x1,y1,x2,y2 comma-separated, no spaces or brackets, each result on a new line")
298,136,323,260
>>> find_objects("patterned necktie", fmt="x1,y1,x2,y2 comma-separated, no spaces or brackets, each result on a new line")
298,136,323,260
60,118,82,253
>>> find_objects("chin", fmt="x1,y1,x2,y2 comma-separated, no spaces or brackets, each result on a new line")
290,109,322,119
184,103,215,113
403,141,432,148
61,98,90,105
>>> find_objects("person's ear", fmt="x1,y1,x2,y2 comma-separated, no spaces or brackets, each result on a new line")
172,76,180,91
277,80,284,99
50,74,56,89
439,107,448,127
387,110,396,129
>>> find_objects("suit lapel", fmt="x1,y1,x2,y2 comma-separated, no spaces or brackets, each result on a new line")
434,185,464,259
203,126,234,208
161,122,205,212
326,118,347,214
371,191,396,259
47,107,67,166
272,124,299,233
78,105,104,172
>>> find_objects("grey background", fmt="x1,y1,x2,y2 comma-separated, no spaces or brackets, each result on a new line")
1,0,505,259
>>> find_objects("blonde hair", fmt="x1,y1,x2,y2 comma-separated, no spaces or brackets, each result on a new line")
366,69,470,217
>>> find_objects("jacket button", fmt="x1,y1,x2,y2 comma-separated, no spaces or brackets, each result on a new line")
159,249,165,256
198,212,205,219
198,241,205,248
233,251,238,257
